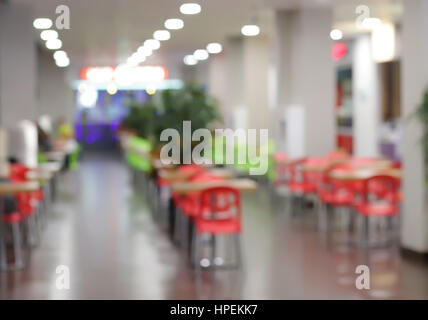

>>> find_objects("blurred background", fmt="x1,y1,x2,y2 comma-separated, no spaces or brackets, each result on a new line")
0,0,427,299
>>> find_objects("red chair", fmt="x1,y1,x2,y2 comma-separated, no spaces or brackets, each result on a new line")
287,158,320,214
192,187,242,272
318,164,356,245
287,158,318,194
353,175,401,247
174,173,224,250
9,163,41,245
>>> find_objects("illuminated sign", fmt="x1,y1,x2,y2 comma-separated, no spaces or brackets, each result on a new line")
80,65,168,84
331,43,347,60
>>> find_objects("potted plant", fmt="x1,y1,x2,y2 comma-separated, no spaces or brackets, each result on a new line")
120,82,222,161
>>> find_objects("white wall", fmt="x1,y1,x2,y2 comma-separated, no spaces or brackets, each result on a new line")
0,3,37,127
38,49,75,123
400,0,428,253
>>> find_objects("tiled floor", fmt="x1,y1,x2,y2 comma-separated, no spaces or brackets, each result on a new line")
1,151,427,299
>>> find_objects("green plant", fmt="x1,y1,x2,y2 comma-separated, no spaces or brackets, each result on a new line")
415,89,428,183
121,82,222,149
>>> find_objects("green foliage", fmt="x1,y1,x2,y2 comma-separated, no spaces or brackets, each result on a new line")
415,89,428,183
121,82,222,147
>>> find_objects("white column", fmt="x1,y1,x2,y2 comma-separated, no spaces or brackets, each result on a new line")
352,35,381,157
208,53,227,121
243,36,270,131
400,0,428,253
225,37,246,130
0,3,37,126
273,8,335,157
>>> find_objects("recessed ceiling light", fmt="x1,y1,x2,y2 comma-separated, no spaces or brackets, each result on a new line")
40,30,58,41
153,30,171,41
55,56,70,67
183,55,198,65
164,18,184,30
46,38,62,50
53,50,67,60
137,46,153,57
206,43,222,54
144,39,161,50
180,3,201,15
241,25,260,36
330,29,343,40
33,18,53,29
107,83,118,95
193,49,209,60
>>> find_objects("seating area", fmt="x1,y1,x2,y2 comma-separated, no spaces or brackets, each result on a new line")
0,123,78,271
1,0,428,302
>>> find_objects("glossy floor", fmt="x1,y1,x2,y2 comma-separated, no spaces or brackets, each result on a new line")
1,152,427,299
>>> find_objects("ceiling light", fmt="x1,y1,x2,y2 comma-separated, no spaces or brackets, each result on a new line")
146,84,157,95
107,83,118,95
40,30,58,41
33,18,53,30
137,46,153,57
180,3,201,15
241,25,260,36
46,38,62,50
55,56,70,67
183,55,198,65
144,39,161,50
193,49,209,60
153,30,171,41
132,52,147,63
330,29,343,40
206,43,222,54
164,18,184,30
53,50,67,60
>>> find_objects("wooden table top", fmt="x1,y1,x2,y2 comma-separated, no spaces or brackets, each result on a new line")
0,181,40,195
26,170,53,181
328,167,402,181
159,167,236,182
171,178,258,194
38,162,62,173
301,158,392,173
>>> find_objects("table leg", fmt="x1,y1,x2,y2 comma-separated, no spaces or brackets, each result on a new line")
0,198,8,271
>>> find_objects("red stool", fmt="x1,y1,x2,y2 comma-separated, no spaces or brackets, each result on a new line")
192,187,242,273
353,175,401,247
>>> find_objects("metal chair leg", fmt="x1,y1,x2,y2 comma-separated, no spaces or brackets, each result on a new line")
0,233,7,271
234,234,242,268
11,222,25,270
193,231,201,278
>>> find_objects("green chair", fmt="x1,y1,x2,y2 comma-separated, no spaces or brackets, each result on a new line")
69,144,81,170
125,136,153,173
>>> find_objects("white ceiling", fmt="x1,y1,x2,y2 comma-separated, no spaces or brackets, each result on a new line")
12,0,403,72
